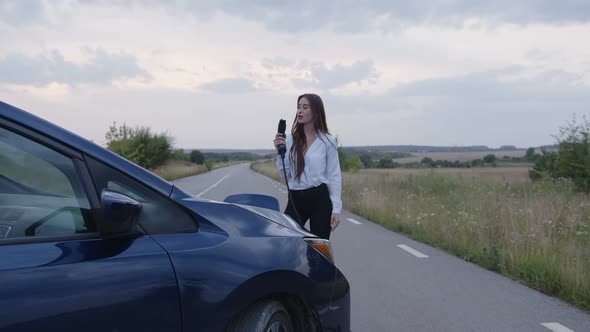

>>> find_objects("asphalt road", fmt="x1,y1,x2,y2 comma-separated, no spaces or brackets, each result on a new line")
173,163,590,332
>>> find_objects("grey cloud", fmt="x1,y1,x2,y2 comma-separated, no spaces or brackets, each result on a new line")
199,78,257,94
324,68,590,146
387,67,588,103
5,1,590,32
0,0,44,25
146,0,590,33
293,59,377,89
328,66,590,115
0,49,150,86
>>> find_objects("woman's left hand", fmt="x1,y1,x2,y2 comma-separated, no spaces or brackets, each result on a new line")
330,213,341,231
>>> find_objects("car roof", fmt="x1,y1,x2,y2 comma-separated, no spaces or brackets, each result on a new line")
0,100,174,197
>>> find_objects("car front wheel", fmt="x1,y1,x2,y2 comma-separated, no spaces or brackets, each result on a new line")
228,300,294,332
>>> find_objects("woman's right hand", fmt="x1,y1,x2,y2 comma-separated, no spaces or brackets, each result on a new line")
273,133,285,148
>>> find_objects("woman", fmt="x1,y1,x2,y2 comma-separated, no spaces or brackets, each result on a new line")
273,93,342,240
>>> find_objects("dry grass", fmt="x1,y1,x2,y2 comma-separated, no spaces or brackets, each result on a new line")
152,160,246,181
362,166,532,184
251,160,590,311
151,160,207,181
252,160,282,182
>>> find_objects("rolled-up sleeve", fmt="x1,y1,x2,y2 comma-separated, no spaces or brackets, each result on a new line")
325,135,342,213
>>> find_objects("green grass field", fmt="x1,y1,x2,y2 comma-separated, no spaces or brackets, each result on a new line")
251,161,590,311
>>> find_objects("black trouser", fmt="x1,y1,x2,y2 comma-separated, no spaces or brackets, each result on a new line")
284,183,333,240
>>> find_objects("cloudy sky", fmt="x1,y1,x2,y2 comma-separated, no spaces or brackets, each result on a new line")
1,1,589,149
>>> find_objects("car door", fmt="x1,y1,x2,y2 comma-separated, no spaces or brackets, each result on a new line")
0,122,181,332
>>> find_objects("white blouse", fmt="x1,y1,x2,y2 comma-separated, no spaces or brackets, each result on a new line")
276,132,342,214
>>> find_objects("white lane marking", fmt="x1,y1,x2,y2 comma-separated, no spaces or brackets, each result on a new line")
347,218,362,225
397,244,429,258
196,173,232,198
541,323,575,332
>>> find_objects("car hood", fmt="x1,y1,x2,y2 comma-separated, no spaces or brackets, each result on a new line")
231,203,316,237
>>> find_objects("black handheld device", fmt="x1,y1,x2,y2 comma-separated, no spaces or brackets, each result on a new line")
276,119,287,157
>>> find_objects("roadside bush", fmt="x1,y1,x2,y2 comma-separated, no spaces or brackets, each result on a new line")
204,159,214,171
530,115,590,192
106,122,174,169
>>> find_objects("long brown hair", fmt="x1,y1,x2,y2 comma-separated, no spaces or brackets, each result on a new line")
290,93,330,181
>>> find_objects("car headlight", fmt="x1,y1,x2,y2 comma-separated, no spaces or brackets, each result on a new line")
304,238,334,263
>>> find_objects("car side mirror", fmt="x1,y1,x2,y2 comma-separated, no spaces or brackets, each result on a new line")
100,189,142,235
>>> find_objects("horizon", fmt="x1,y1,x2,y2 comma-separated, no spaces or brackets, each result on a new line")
190,143,557,153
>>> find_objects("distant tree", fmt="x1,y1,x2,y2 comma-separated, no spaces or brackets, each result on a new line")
360,154,373,168
525,147,536,160
346,154,362,172
500,145,517,150
190,150,205,164
529,150,558,181
172,149,189,161
338,147,348,171
421,157,434,167
483,154,496,164
337,148,360,172
378,158,394,168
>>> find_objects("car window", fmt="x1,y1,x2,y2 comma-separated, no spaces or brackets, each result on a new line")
86,157,196,234
0,126,95,239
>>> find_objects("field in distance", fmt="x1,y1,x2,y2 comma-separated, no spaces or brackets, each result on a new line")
393,149,531,164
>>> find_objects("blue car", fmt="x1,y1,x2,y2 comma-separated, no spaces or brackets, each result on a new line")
0,101,350,332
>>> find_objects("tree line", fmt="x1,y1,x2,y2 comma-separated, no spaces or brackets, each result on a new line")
338,149,541,172
106,115,590,194
105,122,261,170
